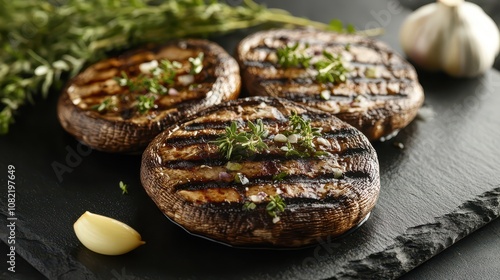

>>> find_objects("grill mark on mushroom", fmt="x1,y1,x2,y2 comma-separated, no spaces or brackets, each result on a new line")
140,96,380,247
237,29,424,141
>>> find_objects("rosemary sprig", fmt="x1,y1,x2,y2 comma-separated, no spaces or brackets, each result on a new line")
0,0,382,134
214,119,269,160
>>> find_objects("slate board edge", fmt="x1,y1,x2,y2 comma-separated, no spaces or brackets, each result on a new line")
332,186,500,280
2,187,499,279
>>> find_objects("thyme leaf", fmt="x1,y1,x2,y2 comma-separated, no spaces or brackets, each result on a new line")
314,51,349,84
119,181,128,195
280,111,324,158
266,195,286,218
91,97,115,113
272,171,288,182
189,52,204,75
213,119,269,160
276,43,311,68
136,95,156,115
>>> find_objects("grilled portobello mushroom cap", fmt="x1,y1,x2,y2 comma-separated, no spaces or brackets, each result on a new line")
58,39,240,153
141,97,380,247
237,29,424,141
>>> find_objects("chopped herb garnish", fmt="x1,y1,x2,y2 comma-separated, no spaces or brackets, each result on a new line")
243,201,257,211
116,59,181,95
333,168,344,179
272,171,288,181
136,95,156,114
213,119,269,160
106,54,201,115
275,112,326,158
189,52,204,74
276,43,312,68
320,90,331,100
234,173,249,185
275,44,349,85
289,111,321,152
119,181,128,194
158,60,182,86
91,97,115,112
314,51,349,84
266,195,286,219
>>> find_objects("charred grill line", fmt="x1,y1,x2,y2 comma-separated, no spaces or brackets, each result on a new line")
174,172,372,191
257,77,416,86
252,40,388,53
182,192,366,210
183,118,285,132
243,59,410,70
164,135,219,146
280,92,409,102
162,146,370,169
165,127,360,148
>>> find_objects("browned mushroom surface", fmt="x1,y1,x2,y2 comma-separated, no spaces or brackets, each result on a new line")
58,39,241,153
237,29,424,141
141,97,380,247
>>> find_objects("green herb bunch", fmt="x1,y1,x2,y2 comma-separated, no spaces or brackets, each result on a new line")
0,0,382,134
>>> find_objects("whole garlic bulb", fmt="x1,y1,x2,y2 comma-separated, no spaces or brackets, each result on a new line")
400,0,500,77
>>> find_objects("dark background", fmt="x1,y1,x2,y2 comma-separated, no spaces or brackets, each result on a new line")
1,0,500,279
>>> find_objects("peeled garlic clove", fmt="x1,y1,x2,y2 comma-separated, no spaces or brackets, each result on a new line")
73,211,145,255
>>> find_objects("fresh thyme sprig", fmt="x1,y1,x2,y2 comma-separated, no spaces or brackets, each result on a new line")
314,51,349,84
113,55,200,114
0,0,383,134
276,43,312,68
214,119,269,160
277,111,326,158
116,59,182,96
276,46,349,85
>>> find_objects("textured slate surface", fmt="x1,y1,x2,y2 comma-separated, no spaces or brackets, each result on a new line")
1,1,500,279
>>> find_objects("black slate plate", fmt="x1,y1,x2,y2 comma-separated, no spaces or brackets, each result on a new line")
1,1,500,279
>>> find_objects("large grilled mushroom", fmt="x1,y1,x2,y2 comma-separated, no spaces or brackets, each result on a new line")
237,29,424,141
141,97,380,248
58,39,240,153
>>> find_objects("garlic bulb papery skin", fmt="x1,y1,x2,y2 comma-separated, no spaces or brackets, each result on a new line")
73,211,145,255
400,0,500,77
